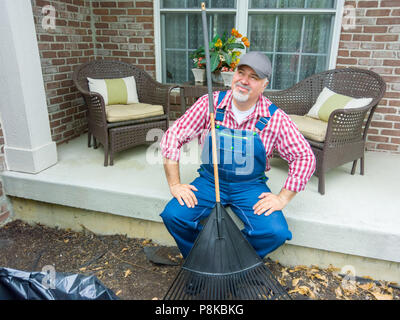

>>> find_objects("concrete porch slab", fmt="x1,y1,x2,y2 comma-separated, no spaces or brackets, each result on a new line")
2,134,400,281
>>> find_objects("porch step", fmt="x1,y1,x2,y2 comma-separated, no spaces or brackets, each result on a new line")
2,134,400,282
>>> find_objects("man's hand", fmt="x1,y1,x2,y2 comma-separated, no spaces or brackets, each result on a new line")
253,188,296,216
170,183,198,208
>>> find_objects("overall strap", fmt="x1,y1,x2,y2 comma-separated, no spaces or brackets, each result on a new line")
255,104,279,131
215,91,227,122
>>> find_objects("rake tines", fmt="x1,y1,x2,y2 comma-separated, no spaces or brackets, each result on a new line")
163,203,291,300
164,263,290,300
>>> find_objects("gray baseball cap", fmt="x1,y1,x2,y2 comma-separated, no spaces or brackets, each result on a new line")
237,51,272,80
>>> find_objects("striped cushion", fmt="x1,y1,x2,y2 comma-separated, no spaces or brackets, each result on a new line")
87,76,139,106
307,87,372,122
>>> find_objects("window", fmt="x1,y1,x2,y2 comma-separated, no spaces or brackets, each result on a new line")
155,0,344,90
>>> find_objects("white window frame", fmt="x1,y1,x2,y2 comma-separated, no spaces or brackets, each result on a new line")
154,0,344,83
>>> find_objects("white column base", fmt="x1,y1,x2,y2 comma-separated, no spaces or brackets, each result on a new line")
4,141,57,174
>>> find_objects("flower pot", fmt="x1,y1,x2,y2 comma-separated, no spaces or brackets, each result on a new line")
192,68,206,83
211,71,224,84
221,71,235,87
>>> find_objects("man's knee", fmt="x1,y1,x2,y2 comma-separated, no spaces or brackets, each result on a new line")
160,198,180,226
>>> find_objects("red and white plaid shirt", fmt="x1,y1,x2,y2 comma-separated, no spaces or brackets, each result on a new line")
160,90,316,192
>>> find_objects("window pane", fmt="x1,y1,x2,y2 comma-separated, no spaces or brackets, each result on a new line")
249,0,334,9
165,51,187,83
164,14,186,49
248,12,332,89
278,0,305,8
299,55,327,80
276,15,302,52
249,0,278,8
303,15,332,54
208,0,236,8
161,0,185,9
187,14,235,49
162,0,236,9
248,15,276,52
273,54,298,90
306,0,335,8
162,13,235,83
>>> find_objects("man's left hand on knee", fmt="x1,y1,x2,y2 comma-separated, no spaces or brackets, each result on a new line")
253,188,297,216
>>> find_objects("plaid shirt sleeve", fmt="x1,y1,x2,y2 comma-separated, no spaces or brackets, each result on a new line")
160,93,216,162
273,110,316,192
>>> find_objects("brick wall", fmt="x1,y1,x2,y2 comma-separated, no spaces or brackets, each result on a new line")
31,0,94,144
337,0,400,153
0,0,158,225
92,0,156,77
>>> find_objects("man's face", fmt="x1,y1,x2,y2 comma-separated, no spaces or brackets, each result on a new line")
231,65,269,104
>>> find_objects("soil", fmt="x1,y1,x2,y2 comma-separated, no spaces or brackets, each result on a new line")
0,219,399,301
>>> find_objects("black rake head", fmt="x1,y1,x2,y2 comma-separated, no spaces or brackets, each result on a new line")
164,203,291,300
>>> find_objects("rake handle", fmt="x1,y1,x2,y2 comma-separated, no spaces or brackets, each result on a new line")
201,2,221,203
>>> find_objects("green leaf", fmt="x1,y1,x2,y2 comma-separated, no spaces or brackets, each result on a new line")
211,34,220,44
222,51,232,66
226,43,245,50
210,52,220,72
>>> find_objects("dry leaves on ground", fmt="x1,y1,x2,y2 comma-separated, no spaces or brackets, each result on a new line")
266,260,399,300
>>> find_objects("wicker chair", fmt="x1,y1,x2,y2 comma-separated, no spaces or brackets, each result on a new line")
265,67,386,195
73,60,177,166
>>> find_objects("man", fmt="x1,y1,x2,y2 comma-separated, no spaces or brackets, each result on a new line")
160,51,316,259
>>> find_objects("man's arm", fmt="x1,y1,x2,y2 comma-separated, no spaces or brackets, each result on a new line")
163,157,198,208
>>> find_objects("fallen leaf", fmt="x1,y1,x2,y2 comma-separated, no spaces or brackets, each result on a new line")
288,286,316,299
124,269,132,278
63,239,69,243
121,247,129,253
335,286,343,299
370,291,393,300
358,282,374,291
142,239,152,246
298,286,316,299
79,267,87,272
152,297,159,300
326,265,340,273
115,290,122,296
168,254,177,262
292,278,300,287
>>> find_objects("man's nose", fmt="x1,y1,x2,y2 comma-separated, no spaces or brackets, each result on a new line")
240,74,250,85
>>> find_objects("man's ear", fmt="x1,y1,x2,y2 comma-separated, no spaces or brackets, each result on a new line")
263,78,269,89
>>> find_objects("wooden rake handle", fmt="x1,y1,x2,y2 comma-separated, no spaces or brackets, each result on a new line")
201,2,221,203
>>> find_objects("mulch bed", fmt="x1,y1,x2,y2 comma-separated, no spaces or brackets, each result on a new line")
0,219,398,300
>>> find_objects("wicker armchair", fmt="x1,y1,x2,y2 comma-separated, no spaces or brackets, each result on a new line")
73,60,177,166
265,67,386,195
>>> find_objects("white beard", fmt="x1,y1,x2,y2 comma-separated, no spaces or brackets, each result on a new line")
232,87,250,102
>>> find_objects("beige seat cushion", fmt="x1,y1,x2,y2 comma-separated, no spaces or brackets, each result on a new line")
106,103,164,122
289,114,328,142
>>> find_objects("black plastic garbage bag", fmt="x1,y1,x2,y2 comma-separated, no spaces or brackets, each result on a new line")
0,267,119,300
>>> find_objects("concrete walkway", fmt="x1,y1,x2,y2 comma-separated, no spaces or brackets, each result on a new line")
2,134,400,281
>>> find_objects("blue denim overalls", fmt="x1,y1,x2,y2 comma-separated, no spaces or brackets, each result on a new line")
161,92,292,259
